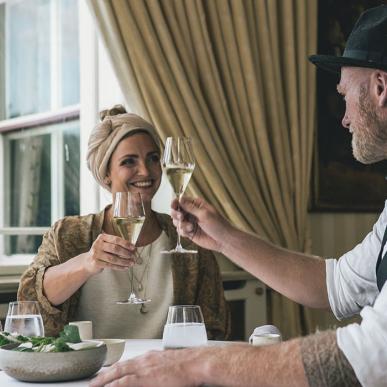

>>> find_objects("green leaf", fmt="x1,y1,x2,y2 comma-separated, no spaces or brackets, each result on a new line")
59,325,81,344
16,335,30,343
52,338,72,352
0,334,12,346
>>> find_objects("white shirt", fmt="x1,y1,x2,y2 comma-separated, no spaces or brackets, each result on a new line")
326,201,387,386
75,231,174,339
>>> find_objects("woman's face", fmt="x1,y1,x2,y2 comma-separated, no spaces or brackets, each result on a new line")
107,132,161,203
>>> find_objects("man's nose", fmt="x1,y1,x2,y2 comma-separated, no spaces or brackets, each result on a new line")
342,113,350,129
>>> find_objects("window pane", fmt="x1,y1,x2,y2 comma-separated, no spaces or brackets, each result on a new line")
6,0,51,118
9,134,52,228
4,133,51,255
60,0,80,107
3,119,80,255
0,4,6,120
5,235,43,255
64,122,80,216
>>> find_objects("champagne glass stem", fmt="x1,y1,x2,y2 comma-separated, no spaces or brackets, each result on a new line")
128,266,136,301
175,194,183,251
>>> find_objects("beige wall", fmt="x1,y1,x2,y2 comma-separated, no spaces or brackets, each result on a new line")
309,212,379,259
305,212,379,331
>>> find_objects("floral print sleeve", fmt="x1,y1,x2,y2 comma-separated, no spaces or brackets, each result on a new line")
17,225,72,336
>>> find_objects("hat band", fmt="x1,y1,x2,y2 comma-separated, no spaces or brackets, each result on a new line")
343,49,387,65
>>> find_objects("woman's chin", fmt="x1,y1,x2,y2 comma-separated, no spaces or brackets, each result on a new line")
131,189,154,202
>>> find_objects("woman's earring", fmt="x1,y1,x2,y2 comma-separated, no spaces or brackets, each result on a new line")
104,177,111,186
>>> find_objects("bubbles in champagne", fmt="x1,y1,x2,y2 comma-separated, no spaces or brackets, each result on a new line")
112,216,145,244
165,166,194,196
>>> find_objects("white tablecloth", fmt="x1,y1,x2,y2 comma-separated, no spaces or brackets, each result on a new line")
0,339,164,386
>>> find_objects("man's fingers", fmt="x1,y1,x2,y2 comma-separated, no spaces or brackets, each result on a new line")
105,375,138,387
179,196,206,216
170,208,184,222
177,220,197,239
172,196,206,217
90,362,131,387
91,355,158,387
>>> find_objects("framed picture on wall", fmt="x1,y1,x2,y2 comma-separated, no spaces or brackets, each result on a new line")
311,0,387,212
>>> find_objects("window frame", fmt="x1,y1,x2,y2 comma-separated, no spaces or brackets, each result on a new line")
0,0,81,261
0,106,80,258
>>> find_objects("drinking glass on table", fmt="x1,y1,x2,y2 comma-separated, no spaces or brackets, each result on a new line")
4,301,44,337
112,191,150,305
162,305,207,349
162,136,196,254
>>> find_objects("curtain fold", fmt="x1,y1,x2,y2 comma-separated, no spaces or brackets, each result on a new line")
88,0,318,338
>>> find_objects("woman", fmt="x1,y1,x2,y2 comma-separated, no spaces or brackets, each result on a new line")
18,105,230,340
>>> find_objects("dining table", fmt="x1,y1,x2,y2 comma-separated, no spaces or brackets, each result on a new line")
0,339,232,386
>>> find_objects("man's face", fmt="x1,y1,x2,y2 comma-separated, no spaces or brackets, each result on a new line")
337,67,387,164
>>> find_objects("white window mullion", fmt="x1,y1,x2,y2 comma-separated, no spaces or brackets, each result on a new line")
4,1,9,118
50,130,64,222
0,227,48,235
79,0,100,215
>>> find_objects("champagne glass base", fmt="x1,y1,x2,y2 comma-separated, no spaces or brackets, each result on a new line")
161,248,198,255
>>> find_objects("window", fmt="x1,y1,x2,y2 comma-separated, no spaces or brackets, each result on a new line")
0,0,80,260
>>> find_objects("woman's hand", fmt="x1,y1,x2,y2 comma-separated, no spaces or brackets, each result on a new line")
84,233,136,275
171,196,233,253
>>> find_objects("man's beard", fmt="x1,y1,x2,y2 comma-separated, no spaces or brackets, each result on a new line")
351,85,387,164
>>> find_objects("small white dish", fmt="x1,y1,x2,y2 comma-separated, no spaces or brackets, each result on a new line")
98,339,125,366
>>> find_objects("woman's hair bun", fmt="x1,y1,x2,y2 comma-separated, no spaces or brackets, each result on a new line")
99,104,127,121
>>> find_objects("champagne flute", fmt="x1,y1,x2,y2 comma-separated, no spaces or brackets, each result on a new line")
111,192,150,305
162,136,197,254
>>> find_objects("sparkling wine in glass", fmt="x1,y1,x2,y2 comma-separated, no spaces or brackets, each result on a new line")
4,301,44,337
162,305,207,349
112,192,150,305
162,137,197,254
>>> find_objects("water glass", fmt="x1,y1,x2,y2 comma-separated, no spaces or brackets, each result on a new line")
4,301,44,337
162,305,207,349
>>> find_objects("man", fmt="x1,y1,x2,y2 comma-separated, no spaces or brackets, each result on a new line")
91,5,387,387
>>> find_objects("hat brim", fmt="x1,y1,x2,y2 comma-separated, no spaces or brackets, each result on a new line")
309,54,387,74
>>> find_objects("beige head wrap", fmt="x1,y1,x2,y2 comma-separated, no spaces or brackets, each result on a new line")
86,105,160,191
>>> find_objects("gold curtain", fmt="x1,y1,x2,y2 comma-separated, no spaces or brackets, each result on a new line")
88,0,318,339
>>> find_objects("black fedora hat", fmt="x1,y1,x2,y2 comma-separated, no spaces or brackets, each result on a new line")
309,5,387,74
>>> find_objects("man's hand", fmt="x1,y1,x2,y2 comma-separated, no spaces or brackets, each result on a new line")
90,348,207,387
90,341,308,387
171,196,233,253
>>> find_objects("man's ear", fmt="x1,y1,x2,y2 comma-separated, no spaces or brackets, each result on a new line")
371,71,387,107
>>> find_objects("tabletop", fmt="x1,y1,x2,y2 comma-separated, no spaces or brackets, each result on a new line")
0,339,232,386
0,339,164,386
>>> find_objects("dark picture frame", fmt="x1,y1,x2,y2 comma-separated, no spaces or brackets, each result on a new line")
311,0,387,212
